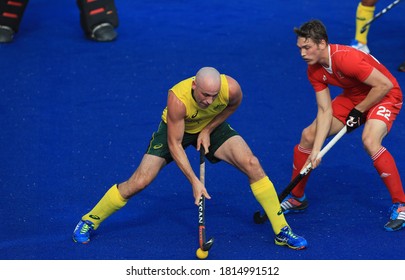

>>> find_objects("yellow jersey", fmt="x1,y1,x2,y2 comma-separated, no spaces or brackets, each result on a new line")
161,74,229,134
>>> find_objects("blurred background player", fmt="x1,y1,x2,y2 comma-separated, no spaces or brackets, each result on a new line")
350,0,405,72
399,61,405,72
350,0,378,54
0,0,119,43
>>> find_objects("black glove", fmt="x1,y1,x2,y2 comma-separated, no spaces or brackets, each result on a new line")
345,108,366,133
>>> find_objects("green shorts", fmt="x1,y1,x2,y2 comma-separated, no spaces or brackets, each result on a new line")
146,121,239,163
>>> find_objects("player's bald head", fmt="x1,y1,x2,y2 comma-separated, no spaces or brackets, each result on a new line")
195,67,221,94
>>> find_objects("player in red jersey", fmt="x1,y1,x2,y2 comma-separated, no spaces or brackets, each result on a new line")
281,19,405,231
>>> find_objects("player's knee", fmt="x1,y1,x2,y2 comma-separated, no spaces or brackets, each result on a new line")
301,126,315,146
362,134,380,154
245,155,265,177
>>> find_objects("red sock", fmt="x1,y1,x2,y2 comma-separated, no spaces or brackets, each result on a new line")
372,147,405,203
290,144,312,198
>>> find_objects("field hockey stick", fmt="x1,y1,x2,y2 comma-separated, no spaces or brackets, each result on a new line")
360,0,402,33
253,126,347,224
198,146,214,251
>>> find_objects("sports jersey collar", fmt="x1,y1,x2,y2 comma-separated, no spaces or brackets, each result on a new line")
322,44,333,74
191,89,197,103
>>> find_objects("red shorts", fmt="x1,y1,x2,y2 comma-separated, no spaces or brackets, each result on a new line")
332,94,403,132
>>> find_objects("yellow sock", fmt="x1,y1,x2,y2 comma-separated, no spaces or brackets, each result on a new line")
82,184,128,229
250,176,288,234
355,3,375,44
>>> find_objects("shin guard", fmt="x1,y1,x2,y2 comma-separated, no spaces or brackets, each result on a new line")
76,0,118,36
0,0,29,32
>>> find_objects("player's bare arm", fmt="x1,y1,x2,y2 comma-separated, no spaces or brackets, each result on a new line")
166,90,211,205
310,87,333,168
355,68,394,113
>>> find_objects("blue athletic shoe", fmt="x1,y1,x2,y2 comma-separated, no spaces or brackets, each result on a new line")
280,193,308,214
275,226,307,250
73,220,95,243
384,203,405,232
350,39,370,54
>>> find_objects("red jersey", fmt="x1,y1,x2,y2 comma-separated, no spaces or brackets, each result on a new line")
307,44,402,104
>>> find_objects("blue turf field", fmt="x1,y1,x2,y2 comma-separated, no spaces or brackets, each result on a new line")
1,0,405,260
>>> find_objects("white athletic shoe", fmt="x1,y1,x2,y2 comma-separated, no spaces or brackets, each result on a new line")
350,39,370,54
